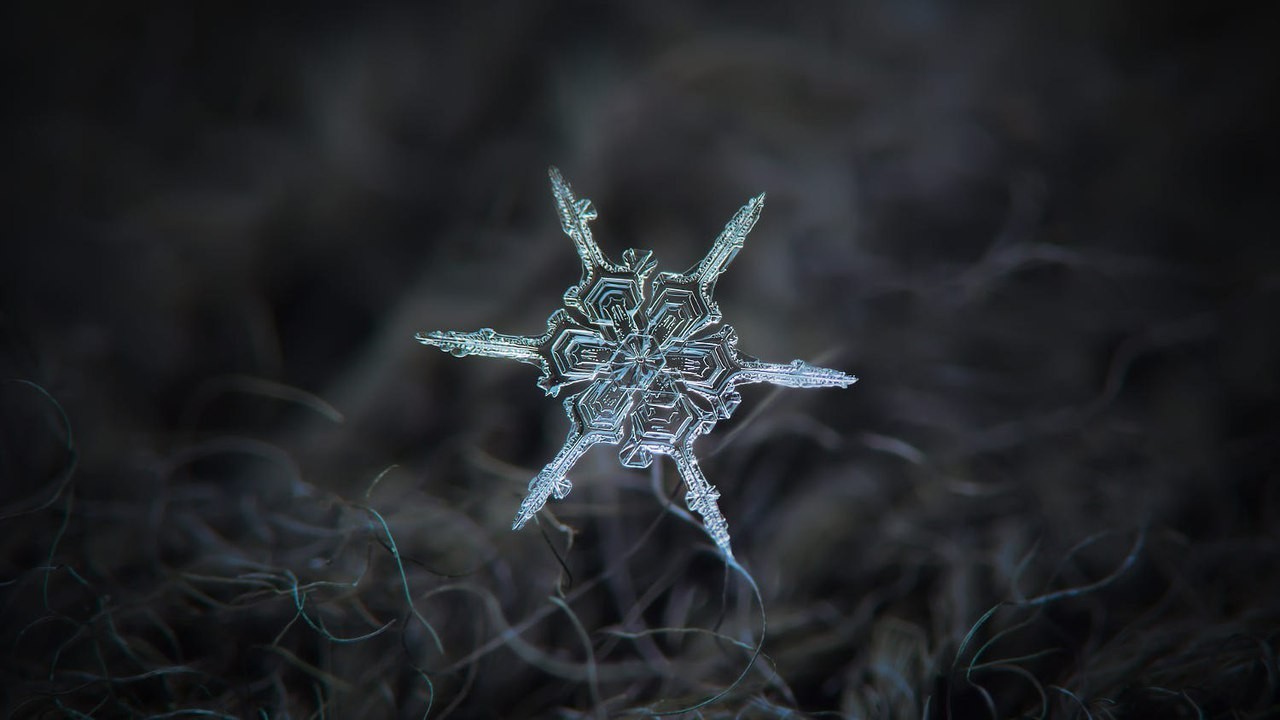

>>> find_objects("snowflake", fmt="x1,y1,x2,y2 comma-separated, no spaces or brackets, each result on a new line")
418,168,855,558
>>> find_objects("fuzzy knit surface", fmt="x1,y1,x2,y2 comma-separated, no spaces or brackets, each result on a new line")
3,2,1278,717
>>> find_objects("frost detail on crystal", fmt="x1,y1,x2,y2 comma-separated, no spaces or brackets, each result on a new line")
418,168,856,558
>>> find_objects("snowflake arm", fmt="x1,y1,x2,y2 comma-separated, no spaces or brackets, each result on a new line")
417,168,856,558
647,194,765,348
671,442,733,558
692,191,765,296
549,167,623,279
730,357,858,389
415,327,543,365
513,421,608,530
418,309,608,398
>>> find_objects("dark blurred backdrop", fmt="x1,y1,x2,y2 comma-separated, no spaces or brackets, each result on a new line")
3,2,1278,718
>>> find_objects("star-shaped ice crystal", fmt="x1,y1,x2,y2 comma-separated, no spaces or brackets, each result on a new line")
418,168,856,558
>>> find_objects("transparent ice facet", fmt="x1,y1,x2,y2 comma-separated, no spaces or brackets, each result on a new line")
417,168,857,559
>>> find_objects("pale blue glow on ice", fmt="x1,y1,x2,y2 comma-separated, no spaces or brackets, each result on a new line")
418,168,855,558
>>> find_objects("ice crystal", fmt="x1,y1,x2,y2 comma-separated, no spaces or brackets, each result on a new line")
418,168,855,558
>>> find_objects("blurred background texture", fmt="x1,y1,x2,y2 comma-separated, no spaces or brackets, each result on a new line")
3,1,1278,717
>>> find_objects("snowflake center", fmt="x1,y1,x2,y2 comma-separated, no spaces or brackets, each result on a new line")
608,333,665,390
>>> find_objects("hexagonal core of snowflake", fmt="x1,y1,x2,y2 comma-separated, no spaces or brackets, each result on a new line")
608,333,665,389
